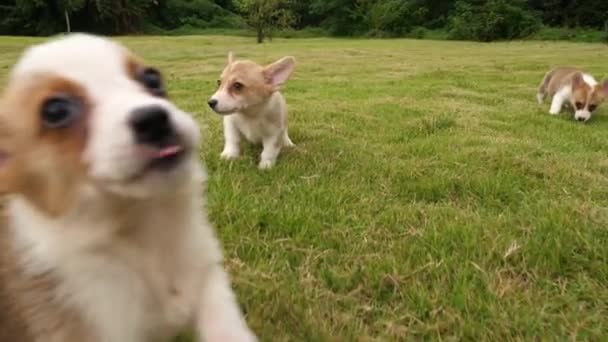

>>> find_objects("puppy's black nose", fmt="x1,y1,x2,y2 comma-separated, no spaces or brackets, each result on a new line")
208,99,218,109
577,117,586,122
130,106,173,145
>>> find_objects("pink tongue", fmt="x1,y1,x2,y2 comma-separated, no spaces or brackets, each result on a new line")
155,145,183,159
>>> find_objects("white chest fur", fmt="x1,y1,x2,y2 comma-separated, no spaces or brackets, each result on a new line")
228,92,287,145
8,192,221,342
228,114,272,144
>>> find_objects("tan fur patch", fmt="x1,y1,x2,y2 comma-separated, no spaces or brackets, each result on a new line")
589,83,608,108
125,52,144,80
0,73,91,216
572,79,593,108
543,67,581,96
572,76,606,112
125,52,167,98
220,61,272,115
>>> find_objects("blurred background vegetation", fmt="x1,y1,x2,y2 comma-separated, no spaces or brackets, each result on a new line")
0,0,607,43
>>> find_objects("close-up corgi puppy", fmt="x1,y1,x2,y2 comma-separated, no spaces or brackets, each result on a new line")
0,34,256,342
537,66,608,122
208,53,296,169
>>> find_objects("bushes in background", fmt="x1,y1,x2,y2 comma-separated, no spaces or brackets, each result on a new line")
0,0,155,35
367,0,427,37
0,0,605,43
0,0,241,35
151,0,243,30
449,0,541,41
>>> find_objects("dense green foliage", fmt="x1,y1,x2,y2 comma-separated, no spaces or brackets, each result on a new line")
449,0,541,42
0,0,607,41
149,0,241,31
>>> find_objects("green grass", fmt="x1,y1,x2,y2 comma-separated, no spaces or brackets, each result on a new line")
2,36,608,340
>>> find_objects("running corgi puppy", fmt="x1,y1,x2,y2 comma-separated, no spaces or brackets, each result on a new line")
538,67,608,122
209,53,296,169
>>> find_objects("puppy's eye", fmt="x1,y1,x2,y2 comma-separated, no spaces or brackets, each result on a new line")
41,96,81,129
575,102,584,110
233,82,244,91
589,104,598,112
138,67,165,97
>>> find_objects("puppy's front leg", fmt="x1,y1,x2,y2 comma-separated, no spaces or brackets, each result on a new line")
221,117,241,160
258,134,282,170
197,265,256,342
549,88,569,115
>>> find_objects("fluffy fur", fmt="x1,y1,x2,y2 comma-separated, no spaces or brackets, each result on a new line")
0,34,256,342
538,67,608,122
208,53,296,169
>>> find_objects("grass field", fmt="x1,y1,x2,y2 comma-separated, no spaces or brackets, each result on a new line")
1,36,608,340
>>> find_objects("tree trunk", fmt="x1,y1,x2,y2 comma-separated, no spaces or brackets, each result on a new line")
257,27,264,44
64,10,71,33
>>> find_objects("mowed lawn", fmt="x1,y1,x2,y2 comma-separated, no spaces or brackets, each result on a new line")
1,35,608,340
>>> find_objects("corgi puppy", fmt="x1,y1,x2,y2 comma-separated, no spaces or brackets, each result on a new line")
208,53,295,169
0,34,256,342
537,67,608,122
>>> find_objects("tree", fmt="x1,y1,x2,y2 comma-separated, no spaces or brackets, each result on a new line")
59,0,86,32
237,0,295,43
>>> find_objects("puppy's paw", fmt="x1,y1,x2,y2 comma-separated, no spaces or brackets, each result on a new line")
283,137,295,148
221,149,240,160
258,159,275,170
548,110,560,115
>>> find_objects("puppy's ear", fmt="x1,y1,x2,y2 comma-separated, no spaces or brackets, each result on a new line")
601,79,608,98
227,52,234,65
572,72,584,88
263,56,296,89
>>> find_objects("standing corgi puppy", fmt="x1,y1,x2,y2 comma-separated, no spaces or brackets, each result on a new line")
208,53,296,169
538,67,608,122
0,34,256,342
